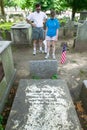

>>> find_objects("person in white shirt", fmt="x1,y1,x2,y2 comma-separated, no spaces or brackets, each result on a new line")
26,3,47,55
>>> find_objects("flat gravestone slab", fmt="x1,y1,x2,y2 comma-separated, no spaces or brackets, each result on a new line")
29,60,58,78
5,79,82,130
0,41,11,54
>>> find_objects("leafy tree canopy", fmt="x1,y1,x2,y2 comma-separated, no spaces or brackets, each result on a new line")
2,0,87,20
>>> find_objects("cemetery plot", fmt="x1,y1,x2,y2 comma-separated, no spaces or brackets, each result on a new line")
5,79,82,130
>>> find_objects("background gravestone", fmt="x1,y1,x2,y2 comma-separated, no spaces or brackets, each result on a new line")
74,21,87,52
11,22,32,44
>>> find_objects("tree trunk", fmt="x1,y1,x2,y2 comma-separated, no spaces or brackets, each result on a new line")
0,0,5,15
72,9,76,21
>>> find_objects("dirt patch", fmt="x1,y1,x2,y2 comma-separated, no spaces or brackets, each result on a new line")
1,41,87,129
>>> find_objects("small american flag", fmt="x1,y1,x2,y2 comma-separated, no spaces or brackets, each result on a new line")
60,44,67,64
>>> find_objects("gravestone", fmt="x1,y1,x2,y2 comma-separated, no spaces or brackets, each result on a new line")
0,41,16,113
59,21,76,39
64,20,75,38
5,79,82,130
80,80,87,112
29,60,58,78
11,22,32,44
74,21,87,52
79,11,87,23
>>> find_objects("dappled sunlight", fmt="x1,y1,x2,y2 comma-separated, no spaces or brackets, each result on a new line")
62,62,79,70
62,60,87,71
59,52,87,71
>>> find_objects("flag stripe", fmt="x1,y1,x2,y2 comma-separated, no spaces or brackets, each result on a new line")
60,44,67,64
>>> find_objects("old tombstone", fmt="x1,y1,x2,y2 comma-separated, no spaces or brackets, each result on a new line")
0,41,16,113
79,10,87,23
29,60,58,78
74,21,87,52
5,79,82,130
11,22,32,44
59,20,76,39
80,80,87,112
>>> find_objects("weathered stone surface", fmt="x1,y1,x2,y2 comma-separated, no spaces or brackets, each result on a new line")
5,79,82,130
0,41,11,54
80,80,87,112
11,22,32,44
29,60,58,78
0,41,16,113
74,21,87,52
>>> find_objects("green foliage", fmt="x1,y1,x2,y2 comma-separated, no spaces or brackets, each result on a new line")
0,115,3,124
0,115,3,130
1,30,6,39
0,22,13,30
59,18,67,27
3,0,87,20
64,0,87,20
65,0,87,11
4,0,17,7
14,0,35,10
0,125,4,130
34,0,54,11
0,22,13,39
79,70,86,76
52,74,58,79
54,0,67,12
32,75,40,79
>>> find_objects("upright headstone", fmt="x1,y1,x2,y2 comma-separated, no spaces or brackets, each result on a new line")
59,20,76,39
74,21,87,52
80,80,87,112
79,11,87,23
29,60,58,78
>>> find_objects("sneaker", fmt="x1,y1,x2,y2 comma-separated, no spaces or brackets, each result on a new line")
45,54,49,59
44,51,47,54
52,54,56,59
44,50,47,54
33,50,36,55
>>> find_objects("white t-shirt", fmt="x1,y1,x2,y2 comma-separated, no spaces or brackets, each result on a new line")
27,11,47,27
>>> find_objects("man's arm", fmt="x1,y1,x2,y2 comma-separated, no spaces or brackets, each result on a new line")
26,18,36,27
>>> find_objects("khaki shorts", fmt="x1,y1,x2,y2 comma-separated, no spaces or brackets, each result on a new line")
32,27,44,40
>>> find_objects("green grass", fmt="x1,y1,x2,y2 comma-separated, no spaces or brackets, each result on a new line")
72,60,77,63
32,75,40,79
79,69,87,78
52,74,58,79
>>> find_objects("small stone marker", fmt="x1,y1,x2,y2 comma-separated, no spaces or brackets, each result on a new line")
5,79,82,130
29,60,58,78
